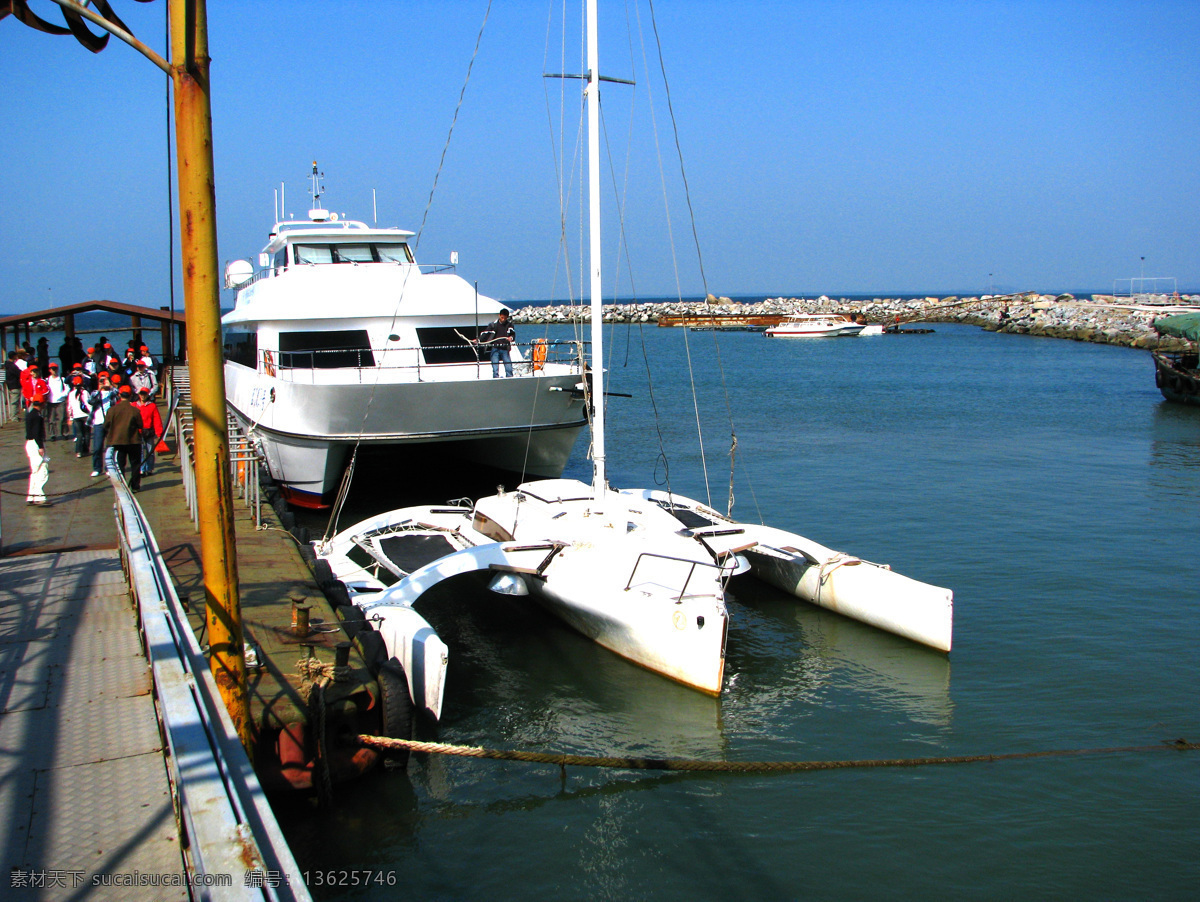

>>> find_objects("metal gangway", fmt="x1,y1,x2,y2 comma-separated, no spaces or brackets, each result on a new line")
173,367,264,530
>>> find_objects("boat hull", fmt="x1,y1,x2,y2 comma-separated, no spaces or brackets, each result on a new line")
524,549,729,695
227,363,586,507
634,491,953,653
1152,350,1200,406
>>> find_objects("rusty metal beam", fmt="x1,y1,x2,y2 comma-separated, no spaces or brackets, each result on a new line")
169,0,251,752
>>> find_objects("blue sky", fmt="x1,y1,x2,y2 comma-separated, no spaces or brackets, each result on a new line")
3,0,1198,311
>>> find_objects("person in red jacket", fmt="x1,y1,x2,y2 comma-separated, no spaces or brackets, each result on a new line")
135,388,164,476
20,364,49,407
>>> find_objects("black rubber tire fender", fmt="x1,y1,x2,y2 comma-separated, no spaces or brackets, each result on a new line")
378,658,415,769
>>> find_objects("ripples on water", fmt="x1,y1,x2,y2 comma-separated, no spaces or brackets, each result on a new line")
280,324,1200,900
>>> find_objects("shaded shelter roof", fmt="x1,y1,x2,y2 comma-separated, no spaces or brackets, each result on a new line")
0,299,186,330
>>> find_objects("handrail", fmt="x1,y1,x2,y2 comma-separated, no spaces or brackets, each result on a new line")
266,339,584,372
623,552,727,603
109,465,311,901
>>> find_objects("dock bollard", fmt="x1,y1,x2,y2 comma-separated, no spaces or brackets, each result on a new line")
335,641,351,668
292,601,311,638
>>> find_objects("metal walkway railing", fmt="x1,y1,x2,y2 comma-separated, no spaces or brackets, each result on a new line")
173,367,263,530
110,460,311,901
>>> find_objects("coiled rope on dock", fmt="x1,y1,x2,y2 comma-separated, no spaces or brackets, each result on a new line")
349,735,1196,774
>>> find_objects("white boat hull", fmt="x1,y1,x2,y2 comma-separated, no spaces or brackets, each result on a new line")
315,480,952,711
635,491,953,653
227,362,586,506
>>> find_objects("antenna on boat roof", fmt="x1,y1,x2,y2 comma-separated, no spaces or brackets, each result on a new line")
308,160,329,221
373,188,378,225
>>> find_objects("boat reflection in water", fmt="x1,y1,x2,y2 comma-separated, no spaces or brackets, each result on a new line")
724,575,953,739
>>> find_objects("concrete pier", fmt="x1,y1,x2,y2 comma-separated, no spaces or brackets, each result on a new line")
2,391,380,793
0,381,376,894
0,549,188,899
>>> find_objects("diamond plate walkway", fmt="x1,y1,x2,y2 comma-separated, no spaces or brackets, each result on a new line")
0,549,188,901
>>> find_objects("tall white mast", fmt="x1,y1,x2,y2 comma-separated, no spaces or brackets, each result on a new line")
586,0,606,499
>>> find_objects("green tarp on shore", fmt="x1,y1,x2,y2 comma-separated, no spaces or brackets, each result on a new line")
1154,312,1200,342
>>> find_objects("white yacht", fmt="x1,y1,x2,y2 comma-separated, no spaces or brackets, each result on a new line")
764,313,865,338
222,166,587,508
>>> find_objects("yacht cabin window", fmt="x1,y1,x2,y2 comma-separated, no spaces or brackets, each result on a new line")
279,330,375,369
290,242,414,266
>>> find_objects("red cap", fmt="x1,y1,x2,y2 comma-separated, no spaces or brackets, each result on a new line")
72,375,82,384
111,373,121,383
140,346,148,351
119,385,132,394
49,363,58,369
87,347,95,354
32,393,45,403
72,362,82,368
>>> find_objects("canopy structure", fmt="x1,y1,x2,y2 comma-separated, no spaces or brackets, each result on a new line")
0,299,187,363
1154,312,1200,343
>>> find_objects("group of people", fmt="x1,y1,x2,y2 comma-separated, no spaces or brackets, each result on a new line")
11,338,165,507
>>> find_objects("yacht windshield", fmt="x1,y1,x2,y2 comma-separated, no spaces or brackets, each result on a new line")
333,245,374,263
375,243,412,263
292,242,413,265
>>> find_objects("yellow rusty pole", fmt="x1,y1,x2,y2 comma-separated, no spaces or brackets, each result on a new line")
169,0,252,751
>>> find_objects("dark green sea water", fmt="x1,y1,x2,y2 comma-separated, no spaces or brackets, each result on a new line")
280,322,1199,900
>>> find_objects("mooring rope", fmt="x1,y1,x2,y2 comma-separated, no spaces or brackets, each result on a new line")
350,735,1196,774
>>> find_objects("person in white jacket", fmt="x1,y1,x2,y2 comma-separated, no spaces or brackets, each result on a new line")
44,363,70,440
67,374,93,458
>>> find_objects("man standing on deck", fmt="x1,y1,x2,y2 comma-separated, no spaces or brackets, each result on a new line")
478,309,516,378
104,385,143,492
25,394,50,506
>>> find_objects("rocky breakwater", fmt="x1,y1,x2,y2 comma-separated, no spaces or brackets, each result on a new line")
511,292,1198,351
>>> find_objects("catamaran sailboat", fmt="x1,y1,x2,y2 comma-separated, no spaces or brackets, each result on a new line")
222,164,588,508
315,2,953,721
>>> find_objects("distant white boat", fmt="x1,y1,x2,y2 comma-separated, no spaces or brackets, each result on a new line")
764,314,864,338
222,164,587,508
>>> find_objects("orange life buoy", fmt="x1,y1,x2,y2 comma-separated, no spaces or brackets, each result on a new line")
531,338,548,372
263,350,276,377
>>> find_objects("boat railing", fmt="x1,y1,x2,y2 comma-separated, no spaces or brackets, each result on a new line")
235,260,457,290
624,552,728,602
264,339,586,384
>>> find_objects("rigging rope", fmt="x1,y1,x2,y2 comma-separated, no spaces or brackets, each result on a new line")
644,0,746,516
349,734,1197,774
322,0,493,542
